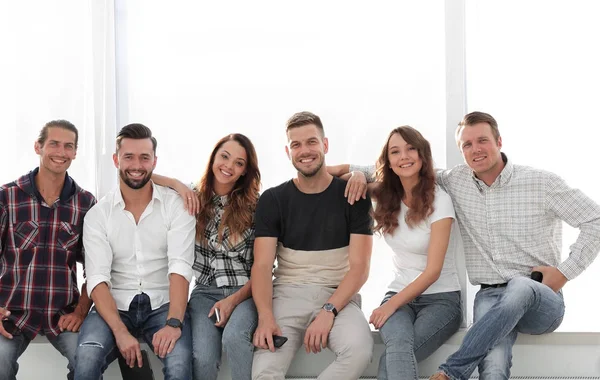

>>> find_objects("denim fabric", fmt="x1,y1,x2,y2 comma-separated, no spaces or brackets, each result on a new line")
0,330,78,380
187,283,257,380
377,291,462,380
74,293,192,380
439,277,565,380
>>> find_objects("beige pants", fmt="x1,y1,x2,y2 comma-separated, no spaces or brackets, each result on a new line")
252,284,373,380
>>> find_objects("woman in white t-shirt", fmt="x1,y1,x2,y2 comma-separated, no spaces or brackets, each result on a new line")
368,126,462,380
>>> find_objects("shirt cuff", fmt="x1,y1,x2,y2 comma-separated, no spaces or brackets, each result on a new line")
168,261,193,283
557,258,583,281
349,164,376,183
86,275,112,298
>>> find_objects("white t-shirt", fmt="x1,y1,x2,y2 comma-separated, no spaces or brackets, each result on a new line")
384,186,462,294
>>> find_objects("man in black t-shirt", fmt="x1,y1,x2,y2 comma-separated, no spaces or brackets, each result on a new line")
251,112,374,380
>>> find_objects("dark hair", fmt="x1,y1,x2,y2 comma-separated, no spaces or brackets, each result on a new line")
116,123,157,153
37,120,79,148
456,111,500,146
286,111,324,136
372,126,436,234
194,134,261,242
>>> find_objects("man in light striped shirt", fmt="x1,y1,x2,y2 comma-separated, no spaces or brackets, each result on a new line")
342,112,600,380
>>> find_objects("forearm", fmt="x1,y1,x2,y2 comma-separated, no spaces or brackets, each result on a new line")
349,164,376,182
251,265,275,320
167,274,190,321
90,283,128,334
74,283,93,316
327,164,350,177
230,279,252,305
151,173,178,188
386,271,440,310
327,266,369,312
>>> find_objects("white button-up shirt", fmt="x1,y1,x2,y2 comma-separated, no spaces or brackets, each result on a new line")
352,154,600,284
83,182,195,311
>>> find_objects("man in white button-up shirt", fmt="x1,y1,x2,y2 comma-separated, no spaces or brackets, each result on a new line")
74,124,195,380
342,111,600,380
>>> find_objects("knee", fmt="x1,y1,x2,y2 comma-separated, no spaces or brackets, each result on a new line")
380,326,413,353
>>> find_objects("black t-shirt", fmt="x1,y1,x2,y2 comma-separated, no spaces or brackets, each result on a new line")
255,177,373,251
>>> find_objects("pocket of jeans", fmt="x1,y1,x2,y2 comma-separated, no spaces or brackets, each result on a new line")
541,314,564,334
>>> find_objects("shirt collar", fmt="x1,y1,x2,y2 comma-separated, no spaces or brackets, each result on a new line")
113,180,163,208
471,152,513,189
26,167,75,205
211,193,228,208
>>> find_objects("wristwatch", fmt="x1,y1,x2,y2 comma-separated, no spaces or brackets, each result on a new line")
165,318,183,329
322,303,338,317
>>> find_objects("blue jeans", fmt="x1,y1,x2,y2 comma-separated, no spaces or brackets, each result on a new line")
377,291,462,380
187,283,257,380
0,329,79,380
74,293,192,380
439,277,565,380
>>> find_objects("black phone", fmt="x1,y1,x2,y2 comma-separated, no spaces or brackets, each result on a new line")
273,335,288,348
2,319,22,336
531,271,543,283
118,349,155,380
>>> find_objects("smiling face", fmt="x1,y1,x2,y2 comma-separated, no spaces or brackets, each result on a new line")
212,140,248,192
457,122,503,179
285,124,328,178
34,127,77,176
113,137,157,190
387,132,423,181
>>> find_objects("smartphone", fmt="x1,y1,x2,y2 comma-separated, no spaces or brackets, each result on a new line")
214,308,221,324
2,320,22,336
118,349,155,380
531,271,543,282
273,335,288,348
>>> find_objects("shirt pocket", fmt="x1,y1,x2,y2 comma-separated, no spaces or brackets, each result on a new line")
57,222,81,250
13,221,39,250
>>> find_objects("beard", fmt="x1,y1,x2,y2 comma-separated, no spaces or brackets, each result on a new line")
119,169,153,190
292,155,324,178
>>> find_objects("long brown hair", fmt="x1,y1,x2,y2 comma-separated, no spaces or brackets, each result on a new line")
372,126,436,234
194,134,261,242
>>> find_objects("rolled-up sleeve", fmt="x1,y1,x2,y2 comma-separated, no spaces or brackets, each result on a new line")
83,206,113,297
166,197,195,282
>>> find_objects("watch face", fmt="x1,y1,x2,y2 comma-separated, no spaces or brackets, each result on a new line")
166,318,182,328
324,303,334,312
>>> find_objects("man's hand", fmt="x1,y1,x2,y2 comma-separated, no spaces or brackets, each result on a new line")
369,302,396,330
152,325,182,359
0,307,13,339
208,295,238,327
303,310,334,354
253,315,282,352
58,310,86,332
344,171,368,205
115,328,143,368
532,266,568,292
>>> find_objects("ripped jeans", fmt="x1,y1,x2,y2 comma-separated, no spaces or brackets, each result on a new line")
74,293,192,380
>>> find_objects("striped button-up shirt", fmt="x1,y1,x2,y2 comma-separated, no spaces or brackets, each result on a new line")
193,194,255,287
0,168,96,338
351,154,600,284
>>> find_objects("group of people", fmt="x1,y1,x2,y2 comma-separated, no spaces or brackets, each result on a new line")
1,111,599,380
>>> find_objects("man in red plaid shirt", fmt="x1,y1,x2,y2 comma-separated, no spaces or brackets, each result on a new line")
0,120,96,380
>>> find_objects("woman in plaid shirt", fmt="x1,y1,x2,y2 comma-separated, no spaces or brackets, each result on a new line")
155,133,261,380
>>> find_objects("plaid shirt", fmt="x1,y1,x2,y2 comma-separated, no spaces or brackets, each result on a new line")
193,194,255,287
0,168,96,338
352,154,600,284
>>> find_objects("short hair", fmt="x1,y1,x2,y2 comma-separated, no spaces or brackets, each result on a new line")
37,120,79,148
455,111,501,145
286,111,325,136
116,123,157,153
